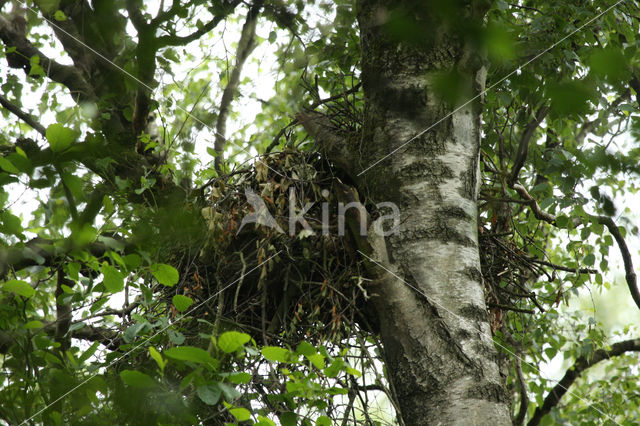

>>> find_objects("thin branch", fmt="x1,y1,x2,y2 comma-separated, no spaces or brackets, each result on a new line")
513,355,528,426
487,303,534,314
0,94,46,136
575,90,630,145
594,215,640,311
509,105,548,185
528,338,640,426
511,183,556,224
510,183,640,311
157,14,228,47
214,1,263,172
527,258,597,275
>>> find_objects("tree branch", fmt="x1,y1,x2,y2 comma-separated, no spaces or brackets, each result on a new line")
511,183,556,224
0,322,122,355
510,183,640,312
594,215,640,310
0,236,129,279
513,355,528,426
125,0,147,32
575,90,629,145
0,93,46,136
157,14,229,47
0,14,95,101
296,111,354,176
508,105,548,186
214,1,262,172
528,338,640,426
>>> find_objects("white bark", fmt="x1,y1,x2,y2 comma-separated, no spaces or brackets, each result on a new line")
357,1,511,423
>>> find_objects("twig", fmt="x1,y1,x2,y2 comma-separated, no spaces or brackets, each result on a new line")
0,94,46,136
214,1,262,172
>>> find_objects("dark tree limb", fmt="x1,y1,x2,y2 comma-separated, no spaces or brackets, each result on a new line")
0,322,123,355
125,0,147,32
0,237,130,279
508,105,548,186
0,14,95,101
594,215,640,311
528,338,640,426
156,12,234,47
214,1,263,172
55,269,74,351
296,111,354,177
511,184,556,224
0,94,46,136
125,0,158,137
513,355,528,426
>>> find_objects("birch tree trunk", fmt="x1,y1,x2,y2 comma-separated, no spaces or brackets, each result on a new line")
356,1,512,423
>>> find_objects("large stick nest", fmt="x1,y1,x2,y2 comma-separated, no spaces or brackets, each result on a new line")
163,150,374,346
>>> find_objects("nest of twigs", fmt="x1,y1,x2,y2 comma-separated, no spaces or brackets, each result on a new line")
161,149,371,346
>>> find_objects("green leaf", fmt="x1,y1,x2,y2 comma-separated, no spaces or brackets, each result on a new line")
295,341,316,356
1,211,23,235
36,0,61,14
46,123,78,152
123,254,142,270
261,346,295,363
53,10,66,21
197,383,221,405
588,47,629,80
2,279,35,298
305,353,325,370
25,320,44,329
150,263,179,286
149,346,166,372
167,329,185,345
256,415,277,426
0,157,20,174
218,382,241,401
78,341,100,364
324,358,344,378
279,412,297,426
229,407,251,422
345,366,362,377
228,372,252,384
547,81,594,117
172,294,193,312
164,346,214,365
555,215,570,229
119,370,157,388
101,263,124,293
218,331,251,353
583,253,596,266
315,416,331,426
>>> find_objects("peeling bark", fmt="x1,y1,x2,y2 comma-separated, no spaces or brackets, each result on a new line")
356,1,511,423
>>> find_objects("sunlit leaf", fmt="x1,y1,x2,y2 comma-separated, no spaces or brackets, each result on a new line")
150,263,179,286
2,280,35,298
